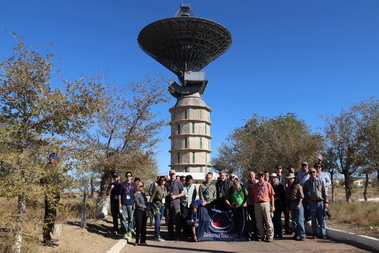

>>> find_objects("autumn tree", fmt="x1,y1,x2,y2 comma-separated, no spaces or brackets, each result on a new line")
0,34,105,252
323,98,379,202
75,75,171,218
212,113,323,177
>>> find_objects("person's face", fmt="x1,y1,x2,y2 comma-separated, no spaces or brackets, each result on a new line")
191,207,197,213
309,169,317,179
288,178,295,184
315,165,322,173
233,183,240,190
264,173,269,181
113,176,120,182
126,174,132,182
50,158,58,166
302,164,308,171
186,179,193,185
276,167,282,174
159,178,166,185
220,173,226,180
257,174,264,182
138,183,144,191
206,174,212,183
170,173,176,180
249,172,255,180
230,174,236,181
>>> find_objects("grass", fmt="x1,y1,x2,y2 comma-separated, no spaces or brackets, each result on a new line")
0,194,97,253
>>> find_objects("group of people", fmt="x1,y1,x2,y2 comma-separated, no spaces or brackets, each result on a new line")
106,162,330,246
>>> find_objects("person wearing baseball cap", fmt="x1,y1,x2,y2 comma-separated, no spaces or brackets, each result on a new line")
106,173,121,234
286,173,306,241
166,169,184,240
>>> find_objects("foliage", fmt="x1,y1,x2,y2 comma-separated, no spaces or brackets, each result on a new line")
0,33,106,252
72,74,171,218
323,97,379,201
212,113,323,176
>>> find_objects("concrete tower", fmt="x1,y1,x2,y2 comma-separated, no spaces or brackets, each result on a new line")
169,92,212,182
138,3,231,182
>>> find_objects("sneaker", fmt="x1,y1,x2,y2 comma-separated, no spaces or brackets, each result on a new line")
126,233,132,237
140,242,147,246
321,235,327,239
311,235,317,239
155,237,165,242
292,235,300,240
265,237,273,242
300,236,306,241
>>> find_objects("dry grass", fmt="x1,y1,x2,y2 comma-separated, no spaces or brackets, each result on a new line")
328,201,379,238
0,195,97,253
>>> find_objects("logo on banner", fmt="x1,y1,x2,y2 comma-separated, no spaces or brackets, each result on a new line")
210,212,234,233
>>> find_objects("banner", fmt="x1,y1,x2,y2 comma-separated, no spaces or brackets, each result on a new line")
197,205,247,241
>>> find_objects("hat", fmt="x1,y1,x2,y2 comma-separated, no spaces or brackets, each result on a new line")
270,173,277,178
49,153,60,159
169,169,176,175
112,173,119,178
287,173,296,179
302,162,308,166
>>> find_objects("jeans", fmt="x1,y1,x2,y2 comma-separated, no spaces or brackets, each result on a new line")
289,201,305,237
310,201,326,236
120,204,134,234
154,205,165,238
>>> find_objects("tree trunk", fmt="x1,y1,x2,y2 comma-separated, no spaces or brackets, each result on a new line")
90,178,95,198
15,194,26,253
344,172,352,202
80,189,87,227
330,171,335,203
363,172,369,201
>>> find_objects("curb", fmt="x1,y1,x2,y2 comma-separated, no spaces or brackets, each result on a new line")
301,221,379,251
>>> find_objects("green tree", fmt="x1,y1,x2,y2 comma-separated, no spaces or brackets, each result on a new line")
323,98,379,202
0,34,105,252
212,113,323,177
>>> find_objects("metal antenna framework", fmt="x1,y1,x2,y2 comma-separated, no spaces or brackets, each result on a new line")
137,4,232,81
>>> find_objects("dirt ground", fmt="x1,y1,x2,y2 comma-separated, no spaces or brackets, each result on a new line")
34,216,378,253
36,218,118,253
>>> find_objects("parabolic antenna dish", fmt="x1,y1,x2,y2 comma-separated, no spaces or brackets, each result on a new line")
138,16,232,78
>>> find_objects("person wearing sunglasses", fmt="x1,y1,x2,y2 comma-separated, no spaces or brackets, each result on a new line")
149,176,168,242
133,182,149,246
303,168,328,239
119,171,136,240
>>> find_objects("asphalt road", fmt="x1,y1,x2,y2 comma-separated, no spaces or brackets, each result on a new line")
114,224,376,253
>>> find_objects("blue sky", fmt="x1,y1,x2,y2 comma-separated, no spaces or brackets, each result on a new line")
1,1,378,175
